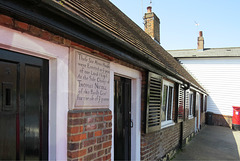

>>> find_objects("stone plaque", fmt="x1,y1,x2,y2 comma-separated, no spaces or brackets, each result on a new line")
74,50,110,107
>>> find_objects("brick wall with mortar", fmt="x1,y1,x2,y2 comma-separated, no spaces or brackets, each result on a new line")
68,109,112,161
200,112,206,128
140,118,196,161
140,86,181,161
141,123,181,160
183,118,195,140
212,113,232,128
144,12,160,43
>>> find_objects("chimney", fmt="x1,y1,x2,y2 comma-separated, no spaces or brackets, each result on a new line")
144,6,160,44
197,31,204,50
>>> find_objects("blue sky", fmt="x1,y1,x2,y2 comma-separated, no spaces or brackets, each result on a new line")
110,0,240,50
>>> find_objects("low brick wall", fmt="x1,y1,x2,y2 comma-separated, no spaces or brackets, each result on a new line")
141,123,181,160
183,118,195,140
68,109,112,161
212,113,232,128
200,112,206,128
141,118,197,161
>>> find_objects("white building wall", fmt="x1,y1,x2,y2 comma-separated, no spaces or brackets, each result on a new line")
180,57,240,116
0,25,69,160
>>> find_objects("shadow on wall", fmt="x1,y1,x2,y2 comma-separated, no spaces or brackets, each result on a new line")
206,112,232,128
213,114,232,128
206,97,232,128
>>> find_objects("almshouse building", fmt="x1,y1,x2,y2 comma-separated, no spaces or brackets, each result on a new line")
0,0,207,160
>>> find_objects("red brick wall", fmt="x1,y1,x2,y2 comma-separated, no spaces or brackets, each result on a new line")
68,109,112,161
141,123,181,160
200,112,206,128
140,78,180,161
183,118,195,139
212,113,232,128
0,14,70,45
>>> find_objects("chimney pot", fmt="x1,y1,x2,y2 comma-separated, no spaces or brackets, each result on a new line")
197,31,204,50
147,6,152,13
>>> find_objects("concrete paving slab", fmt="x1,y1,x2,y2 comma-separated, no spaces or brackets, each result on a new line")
172,125,240,161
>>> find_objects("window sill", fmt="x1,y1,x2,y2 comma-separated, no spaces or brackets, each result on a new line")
188,115,194,119
161,120,175,129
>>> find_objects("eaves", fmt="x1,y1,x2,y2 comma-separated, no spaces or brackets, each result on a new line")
0,0,206,93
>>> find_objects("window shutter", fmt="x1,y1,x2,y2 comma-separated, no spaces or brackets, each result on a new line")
145,72,162,133
177,84,184,123
193,91,197,117
200,94,203,113
184,89,190,120
204,95,207,112
195,92,199,118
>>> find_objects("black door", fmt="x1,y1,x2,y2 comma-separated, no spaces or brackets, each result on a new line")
0,49,49,160
114,76,131,160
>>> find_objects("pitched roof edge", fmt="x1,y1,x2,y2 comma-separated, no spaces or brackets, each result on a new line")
0,0,206,93
42,1,205,88
169,47,240,58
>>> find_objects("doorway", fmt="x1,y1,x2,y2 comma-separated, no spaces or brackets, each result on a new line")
0,49,49,160
114,75,131,160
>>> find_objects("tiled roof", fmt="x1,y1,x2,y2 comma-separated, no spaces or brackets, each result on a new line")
55,0,203,89
169,47,240,58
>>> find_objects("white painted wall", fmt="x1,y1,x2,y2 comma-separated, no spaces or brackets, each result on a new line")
180,57,240,116
0,26,69,160
0,24,142,161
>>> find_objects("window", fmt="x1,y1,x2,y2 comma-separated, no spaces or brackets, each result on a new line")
189,91,194,118
161,80,174,127
176,84,184,122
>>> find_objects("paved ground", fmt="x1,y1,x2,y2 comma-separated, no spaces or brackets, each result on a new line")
173,125,240,161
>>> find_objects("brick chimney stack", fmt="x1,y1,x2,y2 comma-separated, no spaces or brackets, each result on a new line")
144,6,160,44
197,31,204,51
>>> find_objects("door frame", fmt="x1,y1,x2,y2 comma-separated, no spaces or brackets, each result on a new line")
114,76,131,160
198,93,201,130
0,26,69,160
0,49,49,160
195,92,201,132
110,62,142,161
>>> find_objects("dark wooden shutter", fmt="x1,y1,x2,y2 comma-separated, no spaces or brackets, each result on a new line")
173,83,178,123
177,85,184,122
145,72,162,133
204,95,207,112
193,91,197,117
200,94,204,113
184,89,190,120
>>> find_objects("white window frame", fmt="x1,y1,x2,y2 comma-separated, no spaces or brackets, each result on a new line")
189,91,194,119
161,79,175,128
